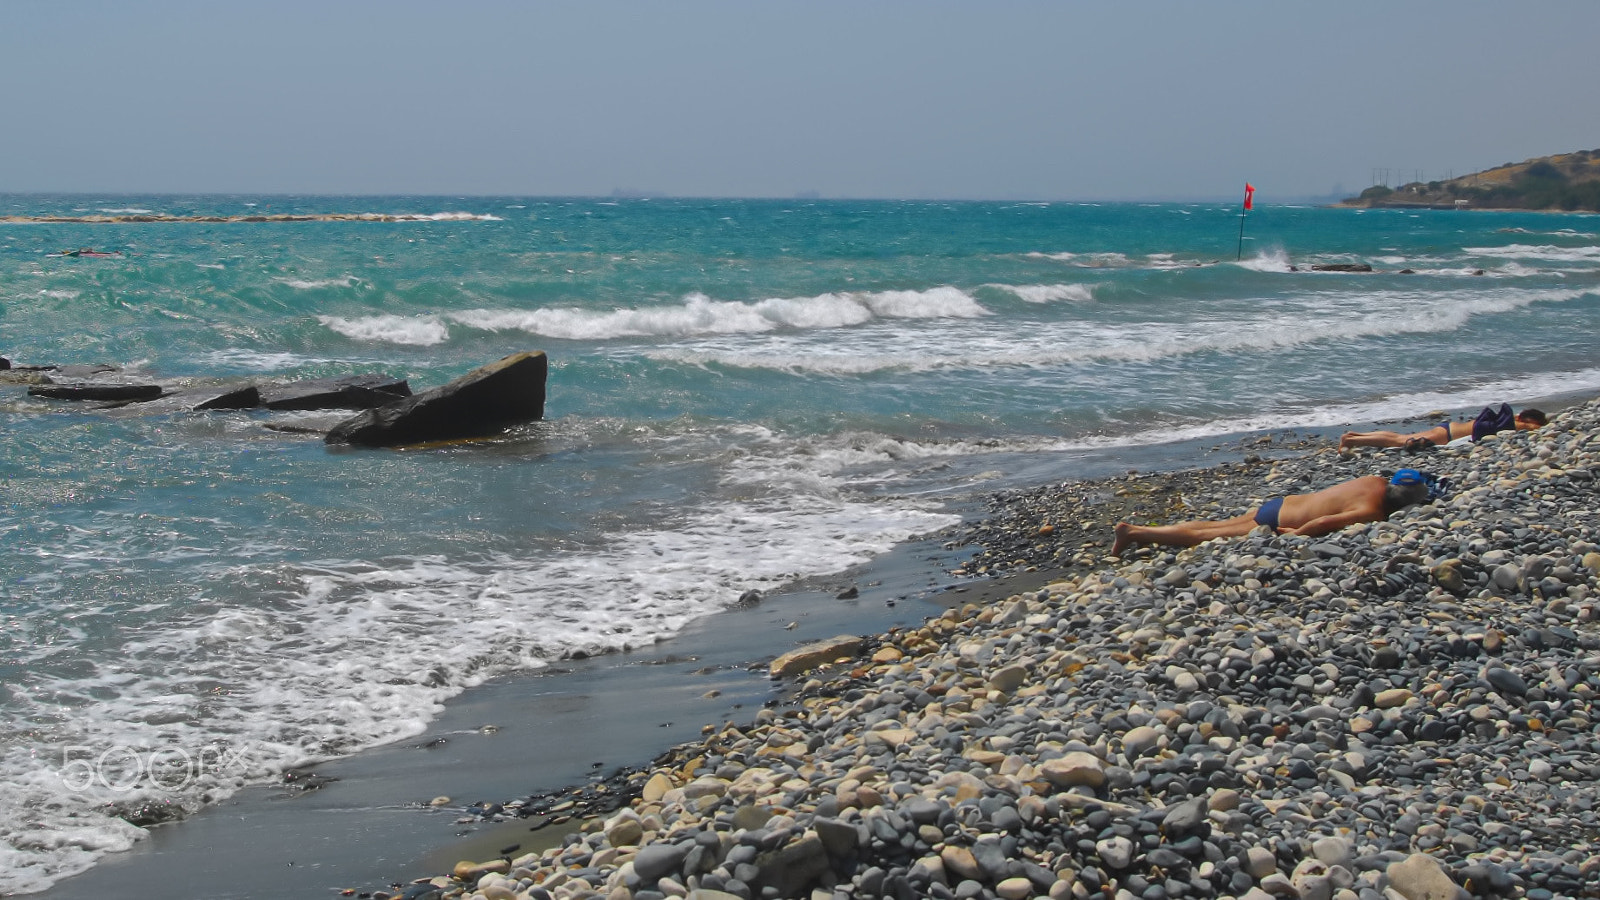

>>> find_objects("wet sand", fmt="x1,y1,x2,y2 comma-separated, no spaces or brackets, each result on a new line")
35,530,981,900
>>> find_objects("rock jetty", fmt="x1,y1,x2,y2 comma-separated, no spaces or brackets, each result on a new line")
383,400,1600,900
8,353,548,446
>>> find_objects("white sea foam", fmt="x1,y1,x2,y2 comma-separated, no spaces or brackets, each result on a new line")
96,207,154,215
0,430,956,893
326,212,503,222
644,285,1590,375
445,288,988,342
199,348,327,371
995,283,1095,303
278,275,363,290
1235,247,1293,272
963,365,1600,460
1495,261,1543,277
1399,267,1502,277
39,289,81,300
1463,243,1600,263
1498,227,1598,239
318,314,450,346
787,366,1600,466
1027,250,1208,270
408,211,503,221
1160,366,1600,442
1143,253,1207,270
1027,251,1137,268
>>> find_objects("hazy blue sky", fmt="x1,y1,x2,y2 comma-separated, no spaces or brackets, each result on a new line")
4,1,1597,200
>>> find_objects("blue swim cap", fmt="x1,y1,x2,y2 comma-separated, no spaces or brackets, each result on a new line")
1391,468,1448,500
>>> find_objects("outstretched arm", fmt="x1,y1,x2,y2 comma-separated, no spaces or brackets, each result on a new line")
1281,508,1382,538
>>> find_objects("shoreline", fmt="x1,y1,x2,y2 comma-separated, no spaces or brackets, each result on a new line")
33,395,1595,900
369,396,1600,900
31,420,1335,900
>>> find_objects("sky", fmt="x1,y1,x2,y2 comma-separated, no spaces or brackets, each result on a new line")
3,1,1597,201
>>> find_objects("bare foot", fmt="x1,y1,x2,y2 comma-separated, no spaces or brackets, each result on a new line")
1110,522,1135,556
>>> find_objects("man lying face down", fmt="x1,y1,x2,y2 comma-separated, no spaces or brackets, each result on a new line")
1110,470,1435,556
1340,406,1545,452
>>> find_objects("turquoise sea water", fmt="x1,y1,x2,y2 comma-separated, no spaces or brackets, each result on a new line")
2,195,1598,892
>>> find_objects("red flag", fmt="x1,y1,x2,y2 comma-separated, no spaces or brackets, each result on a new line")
1243,183,1255,211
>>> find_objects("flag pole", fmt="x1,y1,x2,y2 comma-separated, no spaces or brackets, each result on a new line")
1237,183,1253,260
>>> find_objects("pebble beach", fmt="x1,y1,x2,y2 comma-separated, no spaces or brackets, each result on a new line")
369,396,1600,900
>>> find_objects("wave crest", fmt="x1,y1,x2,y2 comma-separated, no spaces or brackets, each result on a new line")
318,314,449,346
446,287,989,341
997,283,1095,303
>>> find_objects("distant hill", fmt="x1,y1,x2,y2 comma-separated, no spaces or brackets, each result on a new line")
1337,149,1600,212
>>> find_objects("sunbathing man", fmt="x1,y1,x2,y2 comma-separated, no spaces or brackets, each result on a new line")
1339,407,1545,451
1110,471,1435,555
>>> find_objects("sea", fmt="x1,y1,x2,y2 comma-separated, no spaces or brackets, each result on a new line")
2,195,1598,894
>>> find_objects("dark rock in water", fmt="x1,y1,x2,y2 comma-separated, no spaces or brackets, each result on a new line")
29,382,164,402
324,352,547,447
111,383,264,416
193,384,262,410
261,373,411,411
1310,263,1374,272
106,798,186,827
281,768,339,794
0,357,8,370
53,364,119,378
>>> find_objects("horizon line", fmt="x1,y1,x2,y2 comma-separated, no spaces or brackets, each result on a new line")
0,189,1348,205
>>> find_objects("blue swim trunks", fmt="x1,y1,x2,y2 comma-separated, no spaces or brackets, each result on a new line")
1254,496,1284,532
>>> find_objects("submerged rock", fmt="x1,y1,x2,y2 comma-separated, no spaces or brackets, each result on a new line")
29,382,163,402
192,384,263,411
261,373,411,411
324,352,547,447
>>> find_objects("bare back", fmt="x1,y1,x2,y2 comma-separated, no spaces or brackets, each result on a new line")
1275,476,1388,531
